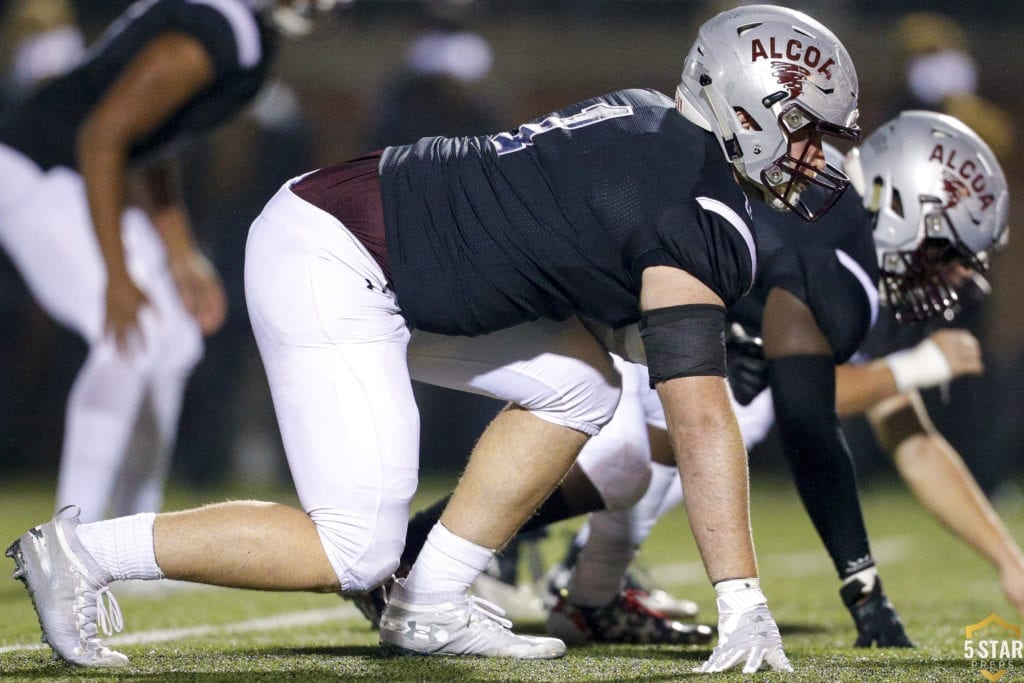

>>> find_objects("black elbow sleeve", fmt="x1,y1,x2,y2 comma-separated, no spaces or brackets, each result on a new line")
640,304,726,386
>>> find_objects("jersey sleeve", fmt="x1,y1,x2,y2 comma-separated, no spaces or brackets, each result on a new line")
762,244,875,362
627,197,756,307
172,1,265,79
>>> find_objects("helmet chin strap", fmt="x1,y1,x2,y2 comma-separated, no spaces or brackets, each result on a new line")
678,80,752,184
699,81,746,170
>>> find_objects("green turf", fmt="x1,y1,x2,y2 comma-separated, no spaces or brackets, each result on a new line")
1,472,1022,681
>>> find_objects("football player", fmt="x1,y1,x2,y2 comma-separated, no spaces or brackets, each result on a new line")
499,111,1015,647
0,0,342,528
7,6,859,673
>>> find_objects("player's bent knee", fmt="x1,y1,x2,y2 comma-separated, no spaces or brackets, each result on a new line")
599,458,652,511
578,441,652,511
313,512,406,592
309,475,417,592
527,369,622,436
160,318,203,375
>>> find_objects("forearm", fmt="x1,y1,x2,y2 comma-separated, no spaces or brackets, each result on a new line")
136,163,196,262
838,333,964,418
660,375,757,583
77,126,132,281
835,359,900,417
894,431,1024,573
771,355,873,579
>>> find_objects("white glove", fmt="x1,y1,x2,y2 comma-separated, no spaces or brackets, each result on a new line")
695,578,793,674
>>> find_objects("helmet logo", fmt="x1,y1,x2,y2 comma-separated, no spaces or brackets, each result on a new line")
751,38,836,79
940,172,971,210
771,62,811,99
929,144,995,211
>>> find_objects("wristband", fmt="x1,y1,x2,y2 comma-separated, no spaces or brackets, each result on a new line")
885,338,953,393
714,577,766,612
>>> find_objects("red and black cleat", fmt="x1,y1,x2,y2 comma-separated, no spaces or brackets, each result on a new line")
546,588,713,646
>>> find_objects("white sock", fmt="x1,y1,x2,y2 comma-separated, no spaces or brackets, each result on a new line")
567,511,635,608
569,462,680,608
76,513,165,582
399,523,494,604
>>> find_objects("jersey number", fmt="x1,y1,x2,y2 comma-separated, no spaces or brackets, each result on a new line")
490,103,634,155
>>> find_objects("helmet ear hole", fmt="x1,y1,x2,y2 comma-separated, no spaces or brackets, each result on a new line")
889,188,904,218
733,107,761,131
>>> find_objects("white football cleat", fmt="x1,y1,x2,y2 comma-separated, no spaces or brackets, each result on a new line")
470,572,548,622
6,506,128,667
379,581,565,659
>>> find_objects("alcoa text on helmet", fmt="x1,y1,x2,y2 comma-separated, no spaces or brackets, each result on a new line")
846,110,1009,322
676,4,861,221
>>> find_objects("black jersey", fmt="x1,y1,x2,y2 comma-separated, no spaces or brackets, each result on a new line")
728,182,879,363
0,0,276,171
379,88,756,337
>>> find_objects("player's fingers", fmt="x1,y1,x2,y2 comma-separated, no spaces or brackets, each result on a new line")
696,651,727,673
711,648,747,672
201,282,228,334
695,650,721,673
764,646,794,672
742,647,767,673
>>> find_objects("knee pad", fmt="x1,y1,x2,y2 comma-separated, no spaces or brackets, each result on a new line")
309,473,417,592
521,354,622,435
574,356,654,510
594,456,652,512
576,432,652,511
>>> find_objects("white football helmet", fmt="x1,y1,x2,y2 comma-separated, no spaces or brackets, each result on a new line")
266,0,349,38
845,110,1009,323
677,4,861,221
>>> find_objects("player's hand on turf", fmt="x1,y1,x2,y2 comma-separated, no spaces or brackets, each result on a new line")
169,250,227,335
841,577,914,648
696,604,792,673
928,328,982,379
105,270,150,355
695,580,793,674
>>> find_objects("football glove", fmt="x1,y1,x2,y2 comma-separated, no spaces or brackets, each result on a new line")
726,322,768,406
840,576,914,648
695,579,793,674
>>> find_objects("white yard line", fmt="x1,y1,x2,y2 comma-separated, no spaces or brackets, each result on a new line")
1,536,912,655
0,603,361,655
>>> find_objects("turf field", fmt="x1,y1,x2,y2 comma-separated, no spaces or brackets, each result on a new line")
1,472,1022,681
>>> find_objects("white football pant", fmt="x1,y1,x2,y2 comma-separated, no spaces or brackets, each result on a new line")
246,179,624,592
0,144,202,523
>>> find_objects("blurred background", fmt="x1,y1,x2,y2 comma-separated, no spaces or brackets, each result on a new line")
0,0,1020,506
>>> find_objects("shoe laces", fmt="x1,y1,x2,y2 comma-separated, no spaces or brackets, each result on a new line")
74,572,124,638
465,595,513,630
